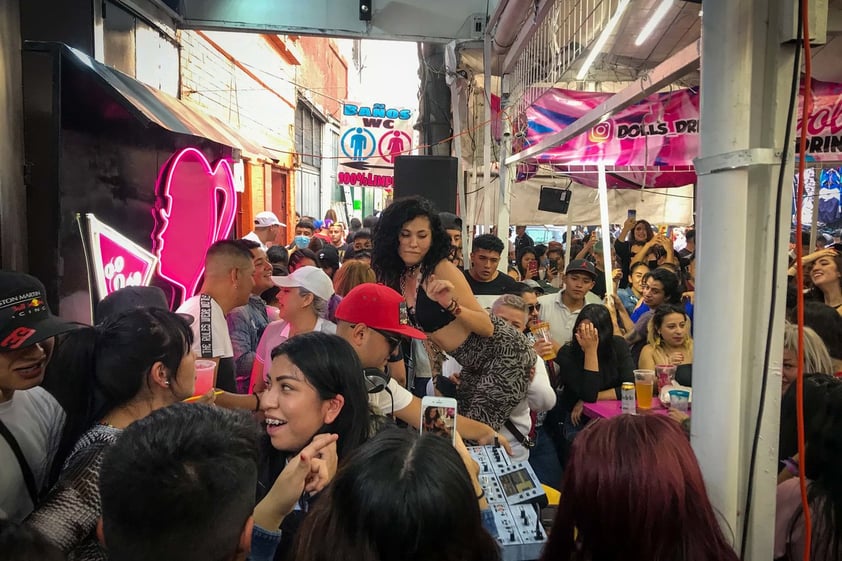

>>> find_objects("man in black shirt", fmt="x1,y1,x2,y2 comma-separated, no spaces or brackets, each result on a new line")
515,225,534,251
463,234,519,295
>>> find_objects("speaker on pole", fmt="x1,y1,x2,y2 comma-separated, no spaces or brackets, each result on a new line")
538,185,572,214
393,156,458,213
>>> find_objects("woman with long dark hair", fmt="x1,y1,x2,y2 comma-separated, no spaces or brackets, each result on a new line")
371,196,535,433
806,250,842,316
554,304,634,441
250,332,372,561
614,217,655,288
776,379,842,561
517,246,539,281
543,414,740,561
291,430,501,561
26,308,196,560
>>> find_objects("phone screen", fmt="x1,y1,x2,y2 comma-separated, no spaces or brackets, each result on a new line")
421,404,457,442
628,209,637,220
527,260,538,276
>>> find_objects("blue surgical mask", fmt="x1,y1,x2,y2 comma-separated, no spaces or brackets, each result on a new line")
294,235,310,249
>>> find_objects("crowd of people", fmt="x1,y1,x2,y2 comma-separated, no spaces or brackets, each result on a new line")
1,198,841,561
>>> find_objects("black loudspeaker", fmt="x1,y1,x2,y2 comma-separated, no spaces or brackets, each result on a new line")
393,156,458,214
538,186,572,214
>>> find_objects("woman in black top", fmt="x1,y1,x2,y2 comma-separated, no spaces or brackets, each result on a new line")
614,217,654,288
555,304,635,440
371,197,535,433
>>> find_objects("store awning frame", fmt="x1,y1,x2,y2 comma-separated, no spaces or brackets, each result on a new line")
25,41,275,162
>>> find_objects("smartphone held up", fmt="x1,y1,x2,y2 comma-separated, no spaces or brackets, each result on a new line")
420,396,458,444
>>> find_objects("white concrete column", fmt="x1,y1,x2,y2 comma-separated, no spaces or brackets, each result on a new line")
693,0,797,557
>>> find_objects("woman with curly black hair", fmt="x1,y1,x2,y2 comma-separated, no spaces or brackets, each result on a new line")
371,197,536,433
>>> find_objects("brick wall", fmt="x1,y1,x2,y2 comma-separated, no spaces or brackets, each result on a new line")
296,36,348,122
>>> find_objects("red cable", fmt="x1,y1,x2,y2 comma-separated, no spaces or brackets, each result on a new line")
795,1,813,559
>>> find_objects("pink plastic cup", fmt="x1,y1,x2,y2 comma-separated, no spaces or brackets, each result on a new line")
655,364,677,389
192,360,217,397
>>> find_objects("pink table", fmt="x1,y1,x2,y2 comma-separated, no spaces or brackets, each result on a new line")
583,399,684,419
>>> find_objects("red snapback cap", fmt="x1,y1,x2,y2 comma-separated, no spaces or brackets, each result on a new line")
335,283,426,340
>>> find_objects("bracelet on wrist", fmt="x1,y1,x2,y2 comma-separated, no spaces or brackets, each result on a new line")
476,488,486,501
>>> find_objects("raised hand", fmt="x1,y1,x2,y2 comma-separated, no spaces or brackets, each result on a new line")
424,274,456,308
575,322,599,353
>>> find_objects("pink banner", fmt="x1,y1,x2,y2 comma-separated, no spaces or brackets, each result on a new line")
520,88,699,187
515,80,842,187
798,79,842,161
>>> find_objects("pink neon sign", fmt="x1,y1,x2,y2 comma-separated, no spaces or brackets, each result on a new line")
152,147,237,303
82,213,159,299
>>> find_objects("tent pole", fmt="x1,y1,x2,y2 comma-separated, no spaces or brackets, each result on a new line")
445,41,470,268
565,207,573,269
597,163,614,296
498,109,513,274
810,168,819,252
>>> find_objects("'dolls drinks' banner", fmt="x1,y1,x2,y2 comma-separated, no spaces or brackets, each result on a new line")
510,80,842,188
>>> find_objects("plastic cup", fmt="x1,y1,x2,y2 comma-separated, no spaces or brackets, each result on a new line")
192,359,217,397
668,389,690,412
655,364,677,389
634,370,655,410
529,321,557,361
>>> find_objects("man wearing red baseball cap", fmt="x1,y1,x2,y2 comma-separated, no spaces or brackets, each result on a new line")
335,284,511,453
0,271,78,521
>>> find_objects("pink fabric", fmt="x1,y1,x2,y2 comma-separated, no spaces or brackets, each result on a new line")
775,478,807,561
582,399,673,419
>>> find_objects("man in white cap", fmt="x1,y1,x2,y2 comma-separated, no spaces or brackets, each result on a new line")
242,211,285,251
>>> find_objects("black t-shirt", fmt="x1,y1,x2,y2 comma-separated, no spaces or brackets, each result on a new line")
463,269,519,295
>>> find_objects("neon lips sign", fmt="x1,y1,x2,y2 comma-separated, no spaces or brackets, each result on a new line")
152,147,237,303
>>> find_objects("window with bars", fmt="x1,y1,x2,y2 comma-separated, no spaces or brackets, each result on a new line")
295,103,323,169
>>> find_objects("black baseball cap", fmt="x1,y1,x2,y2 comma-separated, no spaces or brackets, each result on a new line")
0,271,78,351
439,212,463,231
565,259,597,280
318,245,341,270
95,285,193,326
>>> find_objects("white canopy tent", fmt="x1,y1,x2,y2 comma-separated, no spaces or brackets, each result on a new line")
479,178,694,226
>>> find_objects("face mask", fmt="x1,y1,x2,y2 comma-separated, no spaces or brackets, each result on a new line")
294,235,310,249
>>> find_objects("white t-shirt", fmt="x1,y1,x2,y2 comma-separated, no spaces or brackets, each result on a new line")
0,387,65,522
177,295,234,359
369,378,414,416
497,358,556,462
538,290,603,347
438,355,556,463
254,318,336,381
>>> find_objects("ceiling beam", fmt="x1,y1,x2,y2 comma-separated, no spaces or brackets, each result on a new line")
504,38,700,165
500,0,557,75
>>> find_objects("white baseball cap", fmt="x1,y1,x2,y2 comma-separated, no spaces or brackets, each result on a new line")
271,266,334,301
254,211,285,228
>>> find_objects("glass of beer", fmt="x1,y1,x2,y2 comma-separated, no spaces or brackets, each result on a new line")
529,321,557,361
634,370,655,410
